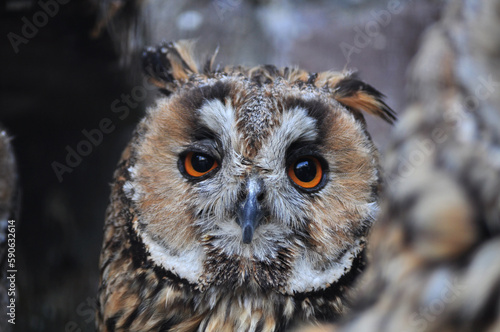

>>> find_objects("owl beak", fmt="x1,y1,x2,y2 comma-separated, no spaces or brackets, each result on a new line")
237,177,264,244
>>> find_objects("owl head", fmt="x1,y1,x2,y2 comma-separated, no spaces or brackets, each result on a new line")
123,40,394,297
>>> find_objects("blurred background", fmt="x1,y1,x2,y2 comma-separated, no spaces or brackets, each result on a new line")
0,0,443,330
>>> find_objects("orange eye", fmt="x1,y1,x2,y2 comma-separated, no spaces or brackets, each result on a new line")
288,156,323,189
183,152,218,178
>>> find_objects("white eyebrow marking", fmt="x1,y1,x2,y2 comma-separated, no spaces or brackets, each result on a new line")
198,98,238,149
259,106,318,168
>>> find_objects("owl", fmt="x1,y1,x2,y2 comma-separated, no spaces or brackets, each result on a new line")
96,40,395,332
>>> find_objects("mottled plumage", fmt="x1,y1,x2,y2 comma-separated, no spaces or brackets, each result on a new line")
97,40,394,332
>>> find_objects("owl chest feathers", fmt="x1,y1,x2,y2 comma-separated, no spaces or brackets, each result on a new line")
100,212,362,332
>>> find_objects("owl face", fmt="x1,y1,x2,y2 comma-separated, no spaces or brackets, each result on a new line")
121,42,394,297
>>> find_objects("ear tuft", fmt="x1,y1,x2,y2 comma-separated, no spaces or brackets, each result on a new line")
142,40,199,95
332,76,396,124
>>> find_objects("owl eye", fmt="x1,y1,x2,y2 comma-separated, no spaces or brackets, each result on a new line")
183,152,219,178
288,156,324,190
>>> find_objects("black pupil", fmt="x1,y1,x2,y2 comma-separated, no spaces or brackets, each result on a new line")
191,153,214,173
294,158,316,182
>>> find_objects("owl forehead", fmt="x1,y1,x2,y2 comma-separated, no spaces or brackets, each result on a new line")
181,79,334,158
